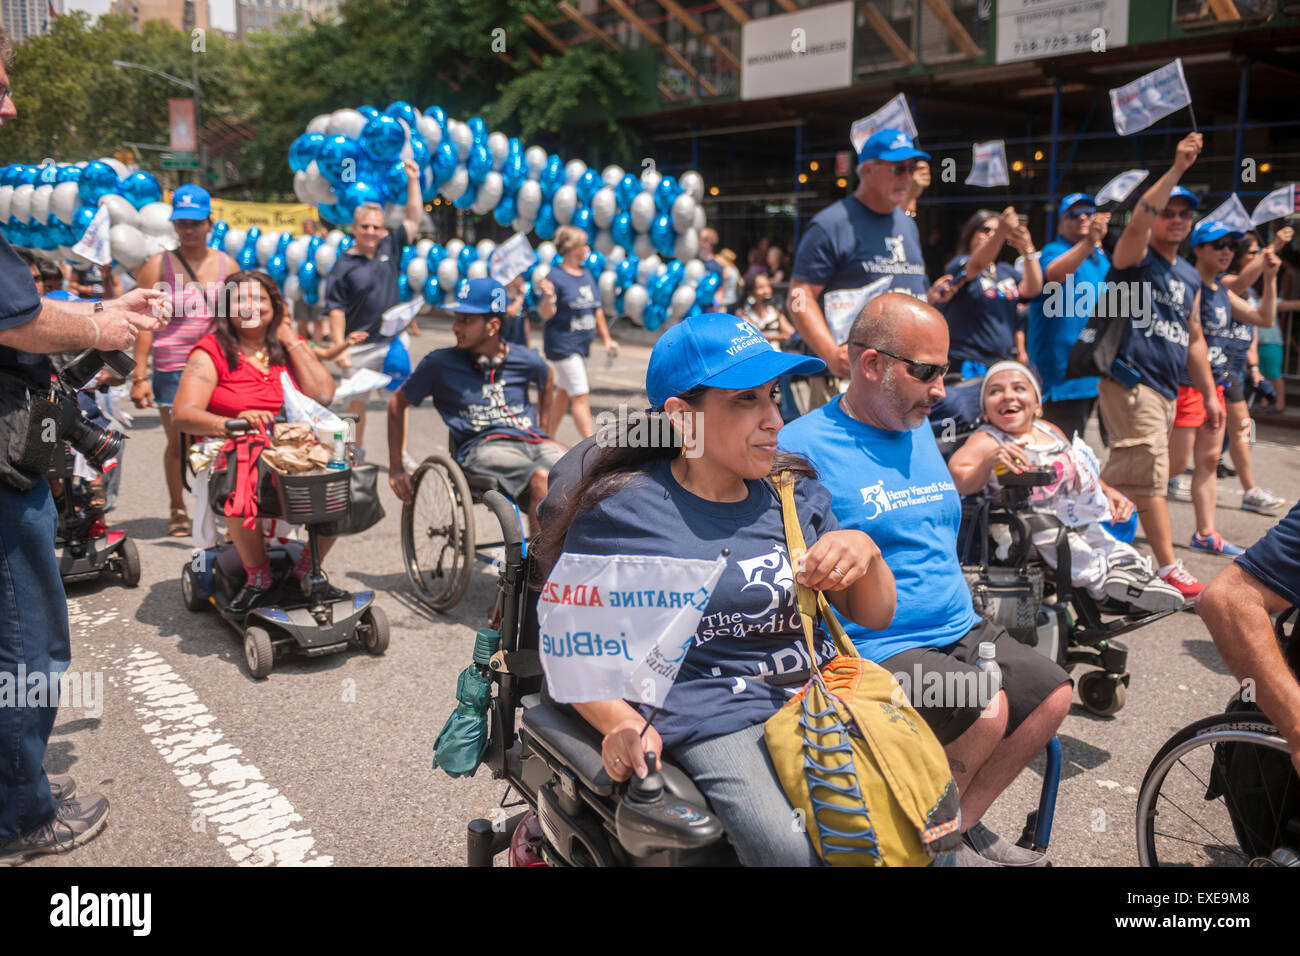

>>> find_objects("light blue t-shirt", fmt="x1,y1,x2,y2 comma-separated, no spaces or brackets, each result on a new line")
779,398,979,662
1026,237,1108,402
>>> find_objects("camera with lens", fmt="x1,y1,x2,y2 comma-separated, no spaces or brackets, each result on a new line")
18,349,135,477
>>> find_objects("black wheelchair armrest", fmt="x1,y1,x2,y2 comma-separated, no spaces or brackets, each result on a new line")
520,703,615,797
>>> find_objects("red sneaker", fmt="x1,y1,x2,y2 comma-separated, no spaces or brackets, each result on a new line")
1158,560,1203,601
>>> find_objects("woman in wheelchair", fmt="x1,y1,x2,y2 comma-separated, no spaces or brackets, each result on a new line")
172,270,338,612
531,314,897,866
947,361,1184,614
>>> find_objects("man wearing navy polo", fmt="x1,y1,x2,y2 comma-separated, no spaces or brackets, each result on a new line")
1026,193,1112,441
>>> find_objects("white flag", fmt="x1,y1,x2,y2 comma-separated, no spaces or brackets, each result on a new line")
1110,59,1193,136
539,552,727,707
1251,184,1297,226
1203,194,1253,236
965,140,1010,188
850,94,918,154
71,204,112,266
488,232,537,285
1094,169,1149,207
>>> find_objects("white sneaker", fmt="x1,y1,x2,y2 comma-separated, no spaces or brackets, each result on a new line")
1167,474,1192,501
1104,562,1185,613
1242,487,1286,515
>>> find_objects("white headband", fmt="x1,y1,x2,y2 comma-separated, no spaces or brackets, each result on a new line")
981,360,1042,408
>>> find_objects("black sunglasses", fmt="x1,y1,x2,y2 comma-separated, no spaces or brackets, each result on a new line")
1207,238,1234,251
1063,208,1095,219
850,343,948,383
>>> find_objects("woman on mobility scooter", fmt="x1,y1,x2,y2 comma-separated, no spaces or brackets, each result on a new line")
172,269,339,612
947,361,1184,614
531,313,899,866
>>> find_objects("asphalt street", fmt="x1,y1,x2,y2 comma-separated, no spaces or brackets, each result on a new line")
24,314,1300,867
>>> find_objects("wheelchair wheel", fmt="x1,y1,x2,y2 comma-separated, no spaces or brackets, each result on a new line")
1136,712,1298,866
1077,669,1126,717
401,450,476,612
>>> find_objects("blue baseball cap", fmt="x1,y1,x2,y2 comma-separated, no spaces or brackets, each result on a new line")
446,277,508,315
645,313,825,410
1059,192,1095,214
858,128,930,165
1167,185,1200,210
170,185,211,221
1190,219,1244,248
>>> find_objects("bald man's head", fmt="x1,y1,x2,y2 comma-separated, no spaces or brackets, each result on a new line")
844,292,949,431
849,292,949,360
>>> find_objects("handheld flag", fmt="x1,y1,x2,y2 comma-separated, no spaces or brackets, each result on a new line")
1110,59,1193,136
539,552,727,708
1094,169,1150,207
1203,195,1253,236
965,140,1010,188
489,233,537,285
850,94,918,154
71,204,112,266
1251,184,1297,226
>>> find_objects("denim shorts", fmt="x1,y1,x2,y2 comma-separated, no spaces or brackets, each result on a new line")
153,368,184,407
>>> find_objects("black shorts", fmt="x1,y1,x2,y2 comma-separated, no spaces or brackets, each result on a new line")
880,618,1072,745
1223,375,1246,404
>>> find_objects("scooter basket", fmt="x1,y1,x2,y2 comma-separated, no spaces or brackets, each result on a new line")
274,468,351,524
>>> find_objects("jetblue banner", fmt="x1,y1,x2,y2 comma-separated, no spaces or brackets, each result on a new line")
71,204,113,266
965,140,1010,188
1110,59,1192,136
539,553,727,707
1094,169,1149,207
1204,195,1253,236
850,94,919,154
1251,184,1297,226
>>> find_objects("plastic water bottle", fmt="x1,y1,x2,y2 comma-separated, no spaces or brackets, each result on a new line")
326,431,348,470
977,641,1002,713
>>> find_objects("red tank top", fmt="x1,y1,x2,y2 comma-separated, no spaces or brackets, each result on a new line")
191,334,299,419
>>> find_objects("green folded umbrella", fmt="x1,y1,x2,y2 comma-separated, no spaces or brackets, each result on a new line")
433,665,493,778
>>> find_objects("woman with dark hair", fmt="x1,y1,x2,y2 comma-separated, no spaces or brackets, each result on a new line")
532,313,897,866
172,270,338,611
941,206,1042,377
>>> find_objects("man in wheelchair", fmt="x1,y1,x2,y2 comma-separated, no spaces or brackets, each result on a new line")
947,361,1185,615
387,277,564,532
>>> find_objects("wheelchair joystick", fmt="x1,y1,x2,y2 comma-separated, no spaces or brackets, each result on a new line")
615,751,723,857
626,753,665,803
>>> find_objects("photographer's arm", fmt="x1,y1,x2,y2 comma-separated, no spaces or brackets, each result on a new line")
0,299,159,353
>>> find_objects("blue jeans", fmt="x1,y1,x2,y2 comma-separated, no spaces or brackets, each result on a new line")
0,479,69,841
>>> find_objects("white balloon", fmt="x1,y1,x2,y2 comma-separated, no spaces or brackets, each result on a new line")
598,269,618,312
473,171,503,215
630,192,655,232
416,115,442,150
590,187,617,229
671,192,697,233
679,170,705,204
693,206,706,232
99,157,129,178
314,243,337,274
636,254,662,286
531,263,551,284
293,170,313,205
448,120,472,160
511,215,536,236
326,229,345,246
283,275,301,302
306,113,331,135
593,229,615,256
256,232,282,264
524,146,548,179
415,238,434,258
287,235,312,270
384,203,405,229
445,237,465,259
109,224,150,269
328,108,366,139
30,184,53,225
640,167,662,194
472,239,494,262
304,161,338,205
515,180,542,218
407,257,428,288
98,193,139,230
536,241,557,265
606,245,626,266
486,132,509,170
11,184,34,223
669,284,697,322
673,229,699,262
565,159,587,185
552,185,578,226
684,259,706,284
623,284,648,324
439,166,469,201
0,185,12,223
601,164,625,188
436,256,459,289
633,233,655,260
467,260,488,279
223,228,247,255
138,203,177,248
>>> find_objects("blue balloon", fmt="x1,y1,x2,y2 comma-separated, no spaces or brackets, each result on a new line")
654,175,680,213
551,253,564,268
650,272,675,307
19,165,40,186
317,135,359,185
425,105,447,129
686,304,703,319
276,232,293,254
426,243,446,270
695,272,720,307
56,165,81,184
317,202,347,225
614,291,625,316
339,235,354,254
419,164,438,202
385,101,418,130
38,164,59,185
267,253,288,284
238,246,258,270
398,274,411,302
408,133,430,168
77,162,117,205
357,105,380,120
576,169,600,204
501,152,526,193
360,115,405,162
452,185,478,210
244,225,262,247
399,245,415,271
466,117,487,142
494,195,516,227
611,212,634,250
289,132,325,173
615,257,637,290
340,180,384,216
52,221,75,246
0,166,16,188
297,259,318,289
539,155,564,200
432,141,458,184
572,207,593,237
457,245,477,276
208,232,225,251
72,204,96,238
306,234,321,256
584,250,605,275
643,304,665,332
535,204,556,240
507,137,523,156
616,174,640,210
466,144,491,186
665,258,684,280
422,275,442,306
382,160,410,204
356,157,388,185
651,213,675,256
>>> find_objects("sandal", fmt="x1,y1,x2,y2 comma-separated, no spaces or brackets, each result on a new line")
169,507,192,537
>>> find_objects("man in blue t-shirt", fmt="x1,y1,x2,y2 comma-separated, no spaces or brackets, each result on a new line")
787,129,955,395
1199,501,1300,778
1097,133,1219,601
780,292,1071,865
1026,192,1112,440
386,277,562,531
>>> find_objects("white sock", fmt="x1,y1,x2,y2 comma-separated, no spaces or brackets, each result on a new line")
1157,563,1176,576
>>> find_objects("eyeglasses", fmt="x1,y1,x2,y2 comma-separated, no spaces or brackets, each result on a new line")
872,160,918,178
1207,238,1235,251
1159,208,1196,220
850,343,948,383
1063,209,1095,219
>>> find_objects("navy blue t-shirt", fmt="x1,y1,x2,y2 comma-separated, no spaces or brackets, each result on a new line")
1236,500,1300,609
1109,247,1201,401
1181,280,1232,388
0,232,47,389
941,256,1024,368
792,197,929,318
542,267,600,361
559,458,842,750
401,344,551,460
322,227,408,340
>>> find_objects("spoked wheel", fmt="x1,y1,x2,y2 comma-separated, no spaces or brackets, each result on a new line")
401,450,475,612
1136,712,1299,866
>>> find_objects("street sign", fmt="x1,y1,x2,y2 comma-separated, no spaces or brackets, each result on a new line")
161,152,199,170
